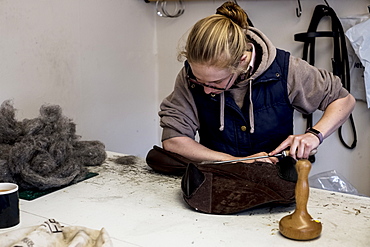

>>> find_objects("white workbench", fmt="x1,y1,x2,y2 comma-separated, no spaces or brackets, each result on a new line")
1,151,370,246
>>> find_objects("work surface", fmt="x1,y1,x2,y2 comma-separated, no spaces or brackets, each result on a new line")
1,151,370,246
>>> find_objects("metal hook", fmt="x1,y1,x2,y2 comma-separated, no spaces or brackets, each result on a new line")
156,0,185,18
156,0,164,17
296,0,302,17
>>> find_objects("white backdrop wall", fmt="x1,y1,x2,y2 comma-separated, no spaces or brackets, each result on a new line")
155,0,370,196
0,0,369,196
0,0,158,158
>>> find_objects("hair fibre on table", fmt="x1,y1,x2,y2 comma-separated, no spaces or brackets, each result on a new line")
0,100,107,190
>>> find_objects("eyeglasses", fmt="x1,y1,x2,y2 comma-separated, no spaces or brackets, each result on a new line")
186,70,234,91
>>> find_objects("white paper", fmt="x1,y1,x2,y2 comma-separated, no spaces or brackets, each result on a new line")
345,18,370,108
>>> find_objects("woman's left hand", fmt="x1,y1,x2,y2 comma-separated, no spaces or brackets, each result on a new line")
245,152,279,164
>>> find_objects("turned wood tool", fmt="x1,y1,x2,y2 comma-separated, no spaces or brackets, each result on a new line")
279,159,322,240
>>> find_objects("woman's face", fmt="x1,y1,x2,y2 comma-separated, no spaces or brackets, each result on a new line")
188,63,236,94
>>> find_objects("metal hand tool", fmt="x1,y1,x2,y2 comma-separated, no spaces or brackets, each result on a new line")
201,149,317,165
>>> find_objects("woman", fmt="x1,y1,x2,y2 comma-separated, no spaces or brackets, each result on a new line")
159,2,355,165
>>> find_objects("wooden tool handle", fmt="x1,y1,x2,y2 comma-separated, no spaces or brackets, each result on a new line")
279,159,322,240
295,159,311,213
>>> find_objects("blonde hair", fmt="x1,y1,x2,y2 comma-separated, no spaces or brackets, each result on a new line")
178,2,250,72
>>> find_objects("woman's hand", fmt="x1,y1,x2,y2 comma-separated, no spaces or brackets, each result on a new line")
240,152,279,164
269,133,320,160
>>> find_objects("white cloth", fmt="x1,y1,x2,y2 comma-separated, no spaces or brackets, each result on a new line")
0,219,113,247
344,16,370,108
340,14,370,104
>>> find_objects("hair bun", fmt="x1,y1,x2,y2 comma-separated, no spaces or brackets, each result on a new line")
216,1,248,30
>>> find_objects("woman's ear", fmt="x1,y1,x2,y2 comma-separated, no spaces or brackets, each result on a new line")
238,52,250,67
240,53,248,62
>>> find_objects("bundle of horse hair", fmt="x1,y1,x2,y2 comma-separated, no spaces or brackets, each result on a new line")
0,100,107,190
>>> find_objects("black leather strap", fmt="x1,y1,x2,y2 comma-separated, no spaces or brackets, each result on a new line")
294,4,357,152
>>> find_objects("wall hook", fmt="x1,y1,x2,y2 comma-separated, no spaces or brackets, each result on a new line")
296,0,302,17
156,0,185,18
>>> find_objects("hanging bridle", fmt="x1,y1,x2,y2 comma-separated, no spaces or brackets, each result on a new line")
294,4,357,162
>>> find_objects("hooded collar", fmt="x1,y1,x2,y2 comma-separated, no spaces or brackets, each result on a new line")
219,27,277,133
